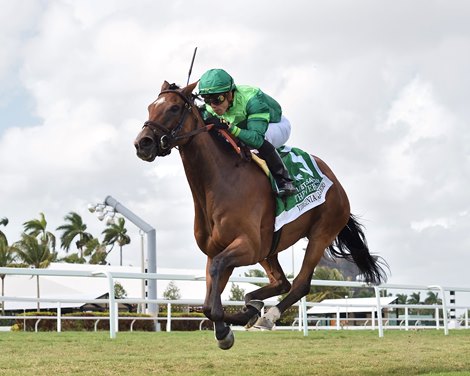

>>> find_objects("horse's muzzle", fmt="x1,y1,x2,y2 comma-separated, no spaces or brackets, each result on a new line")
134,136,157,162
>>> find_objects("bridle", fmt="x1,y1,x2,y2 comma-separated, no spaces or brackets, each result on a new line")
142,89,211,156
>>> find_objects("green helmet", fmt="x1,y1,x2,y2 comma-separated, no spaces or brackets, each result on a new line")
198,69,235,95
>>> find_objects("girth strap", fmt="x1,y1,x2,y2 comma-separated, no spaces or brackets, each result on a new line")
268,228,282,257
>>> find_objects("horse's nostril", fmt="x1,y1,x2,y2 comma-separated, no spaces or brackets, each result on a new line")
135,137,154,151
140,137,154,149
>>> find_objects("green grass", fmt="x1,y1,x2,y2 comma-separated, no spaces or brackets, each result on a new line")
1,330,470,375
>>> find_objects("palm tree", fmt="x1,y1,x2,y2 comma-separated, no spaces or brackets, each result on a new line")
23,212,56,251
83,237,109,265
14,234,56,311
308,267,351,302
56,212,92,260
407,292,421,304
424,291,441,305
424,292,442,318
0,238,18,315
102,217,131,266
0,217,9,245
407,292,422,315
395,293,408,317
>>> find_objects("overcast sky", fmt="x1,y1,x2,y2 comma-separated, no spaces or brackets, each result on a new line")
1,0,469,293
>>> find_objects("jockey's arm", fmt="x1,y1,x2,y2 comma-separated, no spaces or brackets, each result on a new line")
229,117,268,149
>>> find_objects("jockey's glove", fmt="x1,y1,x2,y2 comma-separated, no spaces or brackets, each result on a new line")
205,116,230,130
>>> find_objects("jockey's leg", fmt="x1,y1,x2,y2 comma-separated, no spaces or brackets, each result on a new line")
258,140,296,197
264,115,291,148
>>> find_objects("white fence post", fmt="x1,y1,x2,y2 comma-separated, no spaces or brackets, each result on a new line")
92,271,117,339
336,308,340,330
57,302,61,333
429,285,448,335
301,297,308,337
374,286,384,338
167,303,171,332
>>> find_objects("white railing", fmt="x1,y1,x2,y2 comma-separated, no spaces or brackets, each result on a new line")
1,267,469,339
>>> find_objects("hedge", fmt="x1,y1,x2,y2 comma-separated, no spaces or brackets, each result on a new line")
15,311,210,332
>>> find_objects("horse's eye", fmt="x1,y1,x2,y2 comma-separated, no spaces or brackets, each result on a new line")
170,105,180,113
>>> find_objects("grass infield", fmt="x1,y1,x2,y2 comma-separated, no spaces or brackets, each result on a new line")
0,330,470,375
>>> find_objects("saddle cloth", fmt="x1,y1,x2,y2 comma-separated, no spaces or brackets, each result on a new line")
254,145,333,231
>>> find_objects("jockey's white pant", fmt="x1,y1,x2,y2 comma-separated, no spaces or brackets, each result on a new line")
264,115,291,149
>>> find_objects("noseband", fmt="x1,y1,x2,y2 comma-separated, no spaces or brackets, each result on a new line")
142,89,202,156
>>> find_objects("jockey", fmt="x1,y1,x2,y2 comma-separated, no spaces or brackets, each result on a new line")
198,68,296,197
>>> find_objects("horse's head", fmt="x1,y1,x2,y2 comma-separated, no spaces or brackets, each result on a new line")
134,80,199,162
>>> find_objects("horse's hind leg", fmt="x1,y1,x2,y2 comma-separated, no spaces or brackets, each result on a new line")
245,256,292,302
254,238,330,330
221,255,291,327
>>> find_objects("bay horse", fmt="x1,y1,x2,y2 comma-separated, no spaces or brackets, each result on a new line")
134,81,387,350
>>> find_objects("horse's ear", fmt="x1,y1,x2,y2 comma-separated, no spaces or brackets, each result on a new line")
161,80,171,91
182,81,198,97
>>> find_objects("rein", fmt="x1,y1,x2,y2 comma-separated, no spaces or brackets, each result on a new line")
142,89,211,155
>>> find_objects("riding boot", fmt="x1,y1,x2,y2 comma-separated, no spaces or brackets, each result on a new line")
257,140,297,197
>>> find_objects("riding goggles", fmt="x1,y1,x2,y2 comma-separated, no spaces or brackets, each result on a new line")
202,94,226,106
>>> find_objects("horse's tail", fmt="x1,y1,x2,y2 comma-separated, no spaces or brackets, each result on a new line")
327,214,389,284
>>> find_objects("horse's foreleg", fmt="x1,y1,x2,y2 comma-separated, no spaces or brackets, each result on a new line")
206,239,261,349
202,258,232,320
202,258,259,327
202,257,235,350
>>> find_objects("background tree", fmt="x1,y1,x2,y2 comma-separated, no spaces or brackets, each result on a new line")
56,212,92,260
229,283,245,301
83,237,109,265
395,293,408,317
424,291,442,318
14,234,56,311
163,281,181,300
102,217,131,266
114,282,128,299
407,292,422,315
244,269,268,288
424,291,441,305
23,212,56,251
59,252,86,264
0,238,18,316
407,292,421,305
0,217,8,244
307,267,351,302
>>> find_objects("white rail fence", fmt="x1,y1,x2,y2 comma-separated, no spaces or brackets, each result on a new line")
1,267,469,339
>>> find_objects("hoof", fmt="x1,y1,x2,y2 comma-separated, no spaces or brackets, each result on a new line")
243,300,264,329
246,299,264,312
244,313,260,329
217,328,235,350
253,316,275,330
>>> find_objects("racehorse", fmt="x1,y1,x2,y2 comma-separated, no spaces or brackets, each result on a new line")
134,81,388,350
